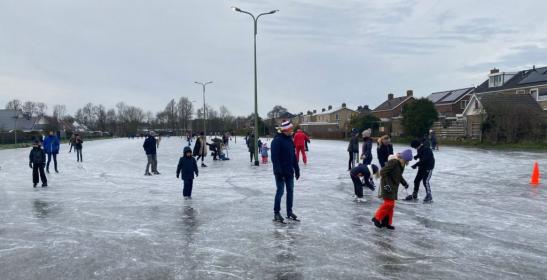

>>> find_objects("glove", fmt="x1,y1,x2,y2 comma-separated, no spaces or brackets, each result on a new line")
29,163,33,169
295,171,300,180
411,164,417,169
402,181,409,188
414,155,418,160
383,185,392,192
176,175,179,179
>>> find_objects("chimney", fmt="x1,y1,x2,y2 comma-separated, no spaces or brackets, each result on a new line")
328,105,332,110
490,68,499,74
357,105,362,110
342,103,346,108
388,93,394,100
364,105,369,110
313,109,317,114
406,90,413,97
322,108,326,112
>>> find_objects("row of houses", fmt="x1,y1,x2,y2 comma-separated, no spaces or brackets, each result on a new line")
267,65,547,139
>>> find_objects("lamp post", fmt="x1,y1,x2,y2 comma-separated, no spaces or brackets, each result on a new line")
194,81,213,139
232,6,278,166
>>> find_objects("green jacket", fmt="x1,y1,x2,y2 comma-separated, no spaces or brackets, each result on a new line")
379,159,408,200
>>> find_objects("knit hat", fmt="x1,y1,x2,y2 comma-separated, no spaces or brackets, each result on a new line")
400,149,413,162
33,140,40,145
278,120,293,132
367,164,379,175
362,128,371,138
410,139,421,149
183,146,192,154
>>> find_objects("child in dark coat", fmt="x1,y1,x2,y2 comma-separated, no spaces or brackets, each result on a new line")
349,164,379,202
29,140,48,188
176,146,199,199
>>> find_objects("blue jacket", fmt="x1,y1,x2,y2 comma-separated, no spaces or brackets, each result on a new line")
176,156,199,180
43,135,60,154
143,136,157,155
271,133,300,178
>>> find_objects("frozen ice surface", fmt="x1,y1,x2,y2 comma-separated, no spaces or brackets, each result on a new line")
0,137,546,280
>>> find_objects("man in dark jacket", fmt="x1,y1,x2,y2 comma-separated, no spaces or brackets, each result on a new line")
405,139,435,203
347,128,359,170
376,135,394,168
361,129,373,165
43,131,60,173
350,164,379,202
29,140,48,188
143,132,159,175
176,146,199,199
271,120,300,223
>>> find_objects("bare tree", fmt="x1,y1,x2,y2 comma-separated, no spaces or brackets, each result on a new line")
5,99,22,110
177,97,193,131
53,104,67,121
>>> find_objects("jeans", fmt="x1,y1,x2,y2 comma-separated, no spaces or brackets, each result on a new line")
76,149,83,162
274,175,294,216
145,154,158,173
47,153,58,172
183,179,194,197
348,151,359,170
32,163,47,185
413,169,433,197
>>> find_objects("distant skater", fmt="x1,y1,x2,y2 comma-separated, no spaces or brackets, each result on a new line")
293,129,310,164
29,140,48,188
347,128,359,171
74,134,83,162
68,134,76,153
143,132,160,175
430,130,438,151
261,143,270,164
361,129,373,165
43,131,60,173
350,164,379,202
271,120,300,223
247,134,256,163
405,139,435,203
176,147,199,199
193,132,208,167
372,149,412,230
376,135,394,168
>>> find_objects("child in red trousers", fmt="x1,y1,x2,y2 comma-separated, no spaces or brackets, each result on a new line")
372,149,412,230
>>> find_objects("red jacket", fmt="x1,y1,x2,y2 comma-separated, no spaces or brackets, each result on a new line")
293,131,309,147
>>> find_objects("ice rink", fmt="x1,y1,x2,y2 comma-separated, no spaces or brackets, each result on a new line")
0,137,546,280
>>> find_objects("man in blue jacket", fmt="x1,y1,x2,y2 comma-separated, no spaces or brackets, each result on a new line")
43,131,60,173
271,120,301,223
143,131,160,176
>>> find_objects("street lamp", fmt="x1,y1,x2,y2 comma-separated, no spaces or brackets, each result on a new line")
232,6,278,166
194,81,213,139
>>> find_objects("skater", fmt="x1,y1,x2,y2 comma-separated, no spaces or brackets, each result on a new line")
176,146,199,199
29,140,48,188
271,120,300,223
361,128,373,165
143,132,160,175
304,131,311,152
68,133,76,153
193,132,208,167
377,135,394,168
372,149,412,230
74,134,83,162
404,139,435,203
347,128,360,171
247,134,256,163
43,131,60,173
156,135,161,149
350,164,379,202
260,143,270,164
430,130,438,151
293,129,310,164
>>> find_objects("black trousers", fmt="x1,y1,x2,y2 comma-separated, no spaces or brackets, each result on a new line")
413,169,433,197
183,179,194,197
250,151,255,162
47,153,58,171
76,149,83,162
351,175,364,198
32,163,47,185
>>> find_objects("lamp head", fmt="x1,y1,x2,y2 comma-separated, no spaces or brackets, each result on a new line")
269,10,279,14
231,6,241,12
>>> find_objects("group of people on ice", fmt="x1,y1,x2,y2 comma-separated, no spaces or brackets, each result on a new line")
347,127,436,230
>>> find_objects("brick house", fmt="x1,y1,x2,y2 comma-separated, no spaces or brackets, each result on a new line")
298,103,358,138
427,87,474,117
372,90,415,136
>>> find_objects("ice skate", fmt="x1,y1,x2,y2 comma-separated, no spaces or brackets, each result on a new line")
33,184,37,188
287,213,300,221
153,171,161,175
371,217,383,228
144,172,152,176
354,197,366,203
273,213,285,223
423,195,433,204
403,194,418,201
381,217,395,230
42,184,47,188
201,163,207,168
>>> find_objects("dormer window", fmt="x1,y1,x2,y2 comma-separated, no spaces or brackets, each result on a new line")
489,74,503,87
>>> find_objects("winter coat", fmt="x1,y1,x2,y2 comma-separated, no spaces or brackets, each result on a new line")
347,135,359,153
350,164,375,189
260,146,269,157
74,137,83,150
176,156,199,180
143,136,157,155
247,136,256,153
377,143,393,167
361,137,373,159
293,131,309,147
69,135,76,145
271,133,300,178
414,145,435,170
193,137,207,156
43,135,60,155
379,159,408,200
29,147,46,164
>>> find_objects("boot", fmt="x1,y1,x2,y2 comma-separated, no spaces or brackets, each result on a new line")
273,213,285,223
423,194,433,204
287,213,299,221
201,163,207,168
382,216,395,230
371,217,383,228
403,194,417,201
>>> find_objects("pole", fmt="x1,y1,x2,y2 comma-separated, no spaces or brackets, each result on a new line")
253,19,259,166
14,117,17,145
203,84,206,139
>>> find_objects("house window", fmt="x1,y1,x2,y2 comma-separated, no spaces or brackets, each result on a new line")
516,89,525,94
537,88,547,101
335,114,340,121
474,100,479,110
489,75,502,87
530,88,539,100
460,100,468,110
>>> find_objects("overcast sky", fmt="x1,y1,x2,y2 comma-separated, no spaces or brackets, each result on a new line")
1,0,546,117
